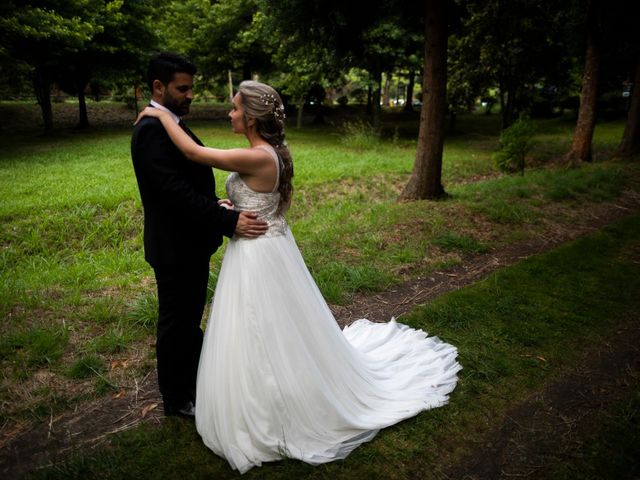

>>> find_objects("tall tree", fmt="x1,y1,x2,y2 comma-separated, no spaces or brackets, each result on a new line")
360,18,412,128
162,0,274,90
264,0,419,129
608,0,640,158
403,70,417,112
271,41,338,128
446,33,486,130
55,0,159,128
616,55,640,157
400,0,448,200
457,0,569,129
0,1,100,130
564,0,602,165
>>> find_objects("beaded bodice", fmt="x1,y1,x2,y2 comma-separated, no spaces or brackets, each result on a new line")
225,145,287,238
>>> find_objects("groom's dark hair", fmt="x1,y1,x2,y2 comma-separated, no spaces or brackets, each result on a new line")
146,52,197,92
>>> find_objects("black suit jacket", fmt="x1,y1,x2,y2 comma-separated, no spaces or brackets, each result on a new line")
131,115,239,267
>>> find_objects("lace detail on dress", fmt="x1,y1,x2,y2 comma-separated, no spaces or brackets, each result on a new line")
225,145,288,238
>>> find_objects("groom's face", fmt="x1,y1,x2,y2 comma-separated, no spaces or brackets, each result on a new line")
160,72,194,116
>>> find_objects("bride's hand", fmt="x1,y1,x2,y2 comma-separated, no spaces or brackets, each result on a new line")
134,106,167,125
218,199,234,210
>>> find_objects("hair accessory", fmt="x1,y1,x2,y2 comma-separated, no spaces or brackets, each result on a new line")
260,93,276,104
274,105,286,121
260,93,286,121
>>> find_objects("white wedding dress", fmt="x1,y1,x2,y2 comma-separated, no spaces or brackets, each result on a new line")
195,145,461,474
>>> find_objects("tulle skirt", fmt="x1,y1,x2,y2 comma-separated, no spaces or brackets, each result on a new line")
195,229,461,474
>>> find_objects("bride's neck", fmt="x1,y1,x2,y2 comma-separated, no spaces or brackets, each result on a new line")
246,130,269,148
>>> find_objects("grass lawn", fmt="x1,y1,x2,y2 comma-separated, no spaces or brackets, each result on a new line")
29,215,640,479
1,105,639,460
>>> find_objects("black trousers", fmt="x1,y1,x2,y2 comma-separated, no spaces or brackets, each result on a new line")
153,258,210,408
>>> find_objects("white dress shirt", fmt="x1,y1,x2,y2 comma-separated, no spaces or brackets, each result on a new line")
150,100,181,124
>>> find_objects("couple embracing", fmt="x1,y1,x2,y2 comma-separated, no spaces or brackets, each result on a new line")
131,52,461,474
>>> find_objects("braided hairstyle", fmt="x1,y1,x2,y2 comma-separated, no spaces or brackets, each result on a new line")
237,80,293,211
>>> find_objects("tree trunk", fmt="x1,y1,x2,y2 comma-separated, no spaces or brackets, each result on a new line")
399,0,447,201
403,70,415,112
383,72,391,106
76,79,89,129
616,56,640,157
449,110,457,131
242,65,251,81
133,84,140,116
371,69,382,131
296,97,304,129
228,70,234,102
33,66,53,132
313,90,325,125
498,85,506,121
565,0,601,165
502,82,517,129
366,85,372,115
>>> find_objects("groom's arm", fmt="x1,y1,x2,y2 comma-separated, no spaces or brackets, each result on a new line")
133,119,239,237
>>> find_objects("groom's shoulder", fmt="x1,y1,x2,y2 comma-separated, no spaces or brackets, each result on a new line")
134,116,162,131
132,116,165,141
131,117,168,161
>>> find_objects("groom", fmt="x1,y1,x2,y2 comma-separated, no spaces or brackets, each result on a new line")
131,52,267,418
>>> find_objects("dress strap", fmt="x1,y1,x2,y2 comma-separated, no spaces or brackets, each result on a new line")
254,144,281,193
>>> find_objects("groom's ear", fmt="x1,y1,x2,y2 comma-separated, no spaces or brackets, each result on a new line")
152,79,165,96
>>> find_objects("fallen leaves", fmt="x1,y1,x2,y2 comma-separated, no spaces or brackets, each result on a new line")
112,390,126,400
140,403,158,418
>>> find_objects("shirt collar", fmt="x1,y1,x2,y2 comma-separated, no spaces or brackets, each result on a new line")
149,100,181,124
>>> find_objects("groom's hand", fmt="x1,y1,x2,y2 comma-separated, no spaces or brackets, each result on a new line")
235,211,268,238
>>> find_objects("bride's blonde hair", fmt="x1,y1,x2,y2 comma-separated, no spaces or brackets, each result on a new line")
237,80,293,211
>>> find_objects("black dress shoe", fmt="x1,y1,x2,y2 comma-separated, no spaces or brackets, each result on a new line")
164,400,195,418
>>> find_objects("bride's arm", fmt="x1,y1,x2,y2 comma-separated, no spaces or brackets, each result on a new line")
135,107,271,174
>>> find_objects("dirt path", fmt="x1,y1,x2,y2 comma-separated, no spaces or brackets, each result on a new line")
332,193,640,327
1,197,639,479
443,315,640,480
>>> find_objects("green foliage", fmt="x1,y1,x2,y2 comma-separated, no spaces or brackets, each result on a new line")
127,294,158,331
87,326,135,354
0,111,636,431
66,354,106,379
458,0,580,125
265,0,407,69
447,34,487,115
544,166,625,202
492,118,536,173
0,1,159,129
339,120,381,149
544,385,640,480
32,216,640,479
313,262,393,304
432,231,488,254
0,326,68,368
454,161,629,225
159,0,271,86
0,1,100,55
271,41,338,110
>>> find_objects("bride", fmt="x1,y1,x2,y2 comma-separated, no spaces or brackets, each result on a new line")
136,80,461,474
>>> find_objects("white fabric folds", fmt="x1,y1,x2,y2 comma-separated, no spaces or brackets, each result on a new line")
195,145,461,473
195,231,461,474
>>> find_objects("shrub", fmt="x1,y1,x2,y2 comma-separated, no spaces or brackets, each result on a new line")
492,119,536,174
0,326,68,367
127,294,158,330
339,120,380,149
432,231,489,253
67,354,106,379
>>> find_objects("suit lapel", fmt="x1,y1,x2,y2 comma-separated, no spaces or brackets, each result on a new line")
178,120,204,147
